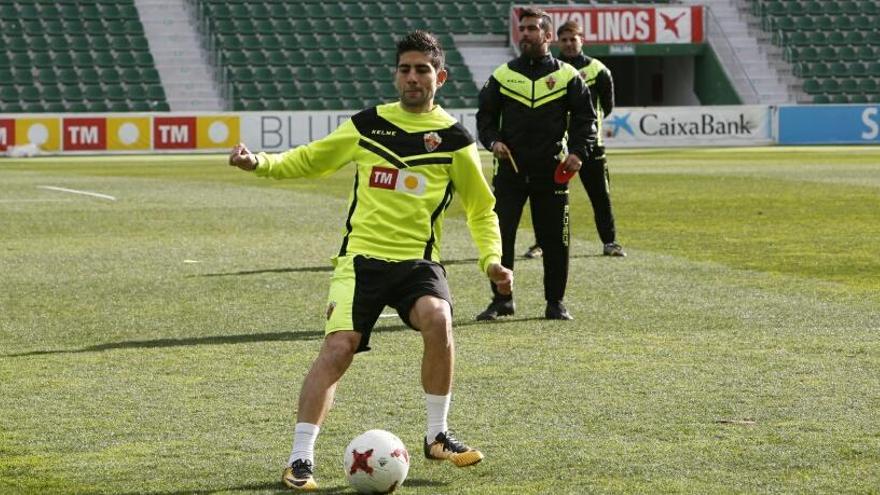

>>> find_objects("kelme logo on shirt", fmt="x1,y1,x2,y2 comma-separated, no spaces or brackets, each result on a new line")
369,166,426,196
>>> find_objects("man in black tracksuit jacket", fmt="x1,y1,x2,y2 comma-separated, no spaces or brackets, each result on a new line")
524,20,625,259
475,7,597,321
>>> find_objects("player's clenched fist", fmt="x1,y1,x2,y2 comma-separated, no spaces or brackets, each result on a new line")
228,143,258,171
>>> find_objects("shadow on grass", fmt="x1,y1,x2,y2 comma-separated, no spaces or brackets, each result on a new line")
193,258,481,278
87,477,448,495
5,325,399,358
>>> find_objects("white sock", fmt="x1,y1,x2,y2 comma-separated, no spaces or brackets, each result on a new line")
425,393,451,441
288,422,320,467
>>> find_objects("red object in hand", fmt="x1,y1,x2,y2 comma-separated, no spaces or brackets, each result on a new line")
554,161,576,184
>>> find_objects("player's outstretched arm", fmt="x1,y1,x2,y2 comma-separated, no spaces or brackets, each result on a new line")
228,143,258,171
487,263,513,295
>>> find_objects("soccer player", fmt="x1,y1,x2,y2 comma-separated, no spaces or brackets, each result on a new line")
475,8,596,321
228,31,513,491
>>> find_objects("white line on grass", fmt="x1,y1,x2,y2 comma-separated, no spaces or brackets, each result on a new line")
0,199,73,203
37,186,117,201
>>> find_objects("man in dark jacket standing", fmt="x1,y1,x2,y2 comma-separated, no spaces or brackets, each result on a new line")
475,8,597,321
523,20,625,259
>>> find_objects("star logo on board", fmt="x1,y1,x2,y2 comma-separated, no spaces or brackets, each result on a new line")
607,113,634,137
349,449,374,475
660,11,686,38
545,75,557,90
423,131,442,152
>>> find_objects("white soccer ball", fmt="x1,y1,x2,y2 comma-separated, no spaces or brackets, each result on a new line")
343,429,410,494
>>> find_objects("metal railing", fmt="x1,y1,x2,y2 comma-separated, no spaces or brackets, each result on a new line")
704,4,760,104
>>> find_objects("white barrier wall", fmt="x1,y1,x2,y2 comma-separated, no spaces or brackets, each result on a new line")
0,105,776,155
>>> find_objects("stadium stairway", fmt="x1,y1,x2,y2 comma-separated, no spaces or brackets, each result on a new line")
681,0,795,104
133,0,223,110
456,35,513,89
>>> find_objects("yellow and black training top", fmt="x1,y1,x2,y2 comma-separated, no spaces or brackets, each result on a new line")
477,53,597,182
254,102,502,274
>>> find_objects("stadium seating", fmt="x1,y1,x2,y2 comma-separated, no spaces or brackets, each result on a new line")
752,0,880,103
0,0,169,113
193,0,632,111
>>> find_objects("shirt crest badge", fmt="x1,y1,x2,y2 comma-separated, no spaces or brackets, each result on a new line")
545,75,557,90
423,132,442,152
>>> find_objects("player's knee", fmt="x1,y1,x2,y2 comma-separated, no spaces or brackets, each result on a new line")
412,298,452,338
321,331,360,363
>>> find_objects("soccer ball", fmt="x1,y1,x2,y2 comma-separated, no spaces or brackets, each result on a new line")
343,429,410,494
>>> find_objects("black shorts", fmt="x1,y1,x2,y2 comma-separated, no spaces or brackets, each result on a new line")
324,255,452,352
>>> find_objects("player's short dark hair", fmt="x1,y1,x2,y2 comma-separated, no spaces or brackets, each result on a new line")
519,7,553,33
396,30,445,71
557,20,582,38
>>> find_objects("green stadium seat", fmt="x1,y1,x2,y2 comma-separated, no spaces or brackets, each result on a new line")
141,67,161,84
94,52,117,68
146,85,166,101
106,85,127,101
858,78,878,93
817,46,837,60
0,86,19,101
130,101,152,112
254,67,274,82
42,85,63,102
305,99,326,111
6,37,29,53
110,101,131,112
298,82,320,98
833,15,854,29
826,31,846,46
802,78,822,95
821,78,841,94
841,0,861,14
65,102,88,112
10,53,30,68
87,101,110,112
829,61,848,75
840,78,859,93
45,101,67,112
839,46,858,61
37,68,58,85
0,102,24,113
849,62,867,77
853,16,872,31
19,86,41,102
121,67,142,84
859,0,879,14
274,67,294,82
62,84,84,101
126,84,147,101
856,46,875,61
829,94,849,104
259,83,280,99
849,94,868,103
23,102,47,113
101,68,121,84
12,68,33,85
813,15,833,30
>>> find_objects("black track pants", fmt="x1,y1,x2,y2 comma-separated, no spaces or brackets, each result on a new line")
490,178,570,304
577,155,616,245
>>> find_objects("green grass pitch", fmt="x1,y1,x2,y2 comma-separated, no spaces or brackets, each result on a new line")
1,147,878,494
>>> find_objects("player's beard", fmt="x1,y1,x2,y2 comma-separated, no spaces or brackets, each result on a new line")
400,87,433,111
520,40,544,58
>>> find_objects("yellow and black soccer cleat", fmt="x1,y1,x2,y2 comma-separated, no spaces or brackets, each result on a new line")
282,459,318,491
424,431,484,467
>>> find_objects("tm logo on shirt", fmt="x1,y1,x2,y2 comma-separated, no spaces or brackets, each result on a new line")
369,166,426,196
